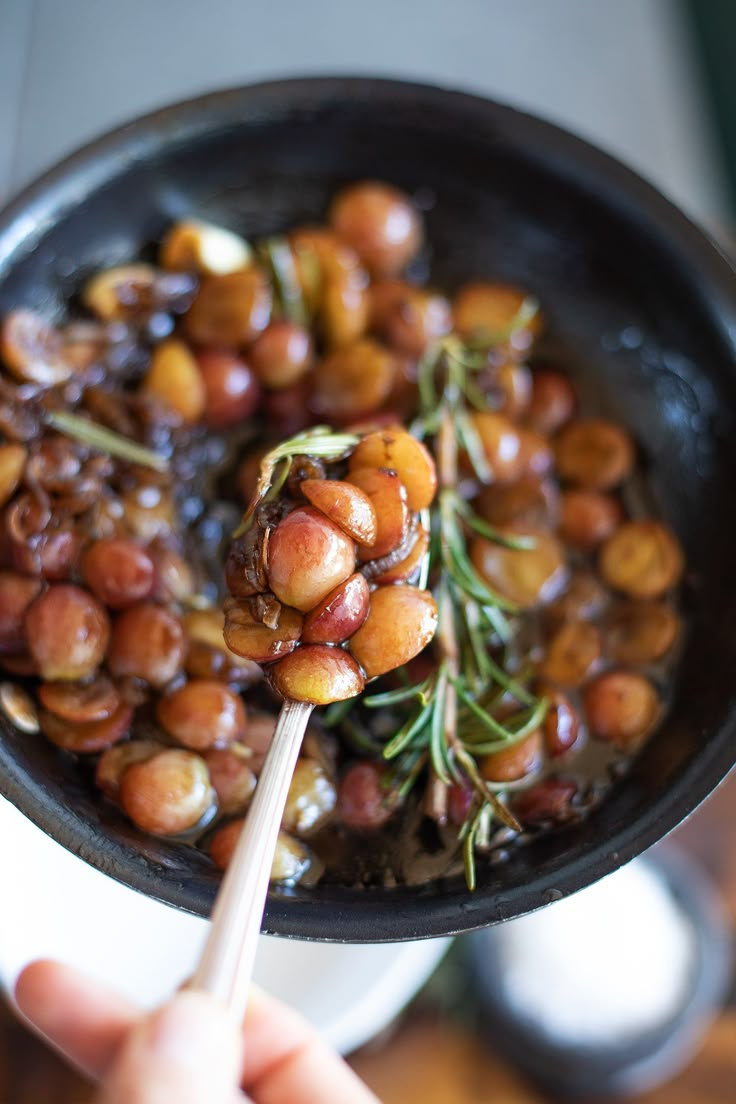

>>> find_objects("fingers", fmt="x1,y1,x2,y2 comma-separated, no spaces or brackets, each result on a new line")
15,959,139,1079
243,986,379,1104
96,990,244,1104
16,960,378,1104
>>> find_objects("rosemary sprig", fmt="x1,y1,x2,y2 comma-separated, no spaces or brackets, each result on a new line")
233,426,359,537
259,236,309,326
47,410,168,472
380,326,548,888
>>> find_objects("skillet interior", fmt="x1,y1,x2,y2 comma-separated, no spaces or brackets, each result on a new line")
0,77,735,941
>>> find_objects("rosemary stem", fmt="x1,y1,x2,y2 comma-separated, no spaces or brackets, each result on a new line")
425,407,462,821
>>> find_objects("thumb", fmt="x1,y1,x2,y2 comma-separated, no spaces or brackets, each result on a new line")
95,990,244,1104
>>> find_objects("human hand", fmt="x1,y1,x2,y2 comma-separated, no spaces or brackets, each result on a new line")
15,959,380,1103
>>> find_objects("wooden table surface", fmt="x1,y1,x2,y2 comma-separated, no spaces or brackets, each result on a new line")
2,772,734,1103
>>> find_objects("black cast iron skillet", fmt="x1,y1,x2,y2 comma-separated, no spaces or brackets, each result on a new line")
1,78,735,942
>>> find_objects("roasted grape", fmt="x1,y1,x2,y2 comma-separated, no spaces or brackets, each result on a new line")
348,585,438,679
120,749,214,835
599,521,684,598
481,731,543,783
184,269,271,346
282,759,337,835
82,539,155,609
0,572,41,654
310,339,395,423
270,645,365,705
196,350,260,428
267,507,356,611
527,368,576,434
143,338,206,423
554,419,634,490
369,281,451,356
329,182,423,277
39,676,120,724
223,599,303,664
26,585,110,681
605,601,680,665
337,761,396,830
471,529,568,609
560,490,623,550
583,671,660,751
106,603,185,688
539,621,601,688
348,467,409,560
156,680,247,750
203,745,257,814
249,322,313,390
300,480,378,545
302,573,370,645
348,429,436,512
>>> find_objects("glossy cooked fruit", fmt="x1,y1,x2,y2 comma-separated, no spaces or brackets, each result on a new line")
605,601,680,665
0,444,26,507
348,429,437,512
25,585,110,681
470,412,525,483
1,309,72,386
310,339,395,423
599,521,684,599
82,538,155,609
95,739,162,800
38,676,121,724
248,322,313,390
222,599,303,664
471,529,568,610
527,368,576,434
282,759,337,835
267,507,356,612
143,338,206,423
40,702,133,754
160,219,252,275
369,281,452,357
539,621,601,688
554,419,634,490
106,603,185,688
156,680,247,750
544,569,609,629
474,477,559,531
337,761,396,829
0,572,42,654
195,350,260,429
348,467,409,561
203,745,257,814
269,645,365,705
348,585,438,679
538,686,581,757
184,269,272,346
329,181,423,276
82,264,157,322
512,778,578,825
481,730,544,783
300,479,378,545
120,748,214,835
583,671,660,751
559,490,623,550
374,525,429,584
453,282,541,349
301,573,370,644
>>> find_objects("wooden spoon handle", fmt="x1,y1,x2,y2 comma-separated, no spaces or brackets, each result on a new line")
191,698,314,1021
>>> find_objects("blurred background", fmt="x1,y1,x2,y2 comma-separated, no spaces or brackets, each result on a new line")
1,1,735,1100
